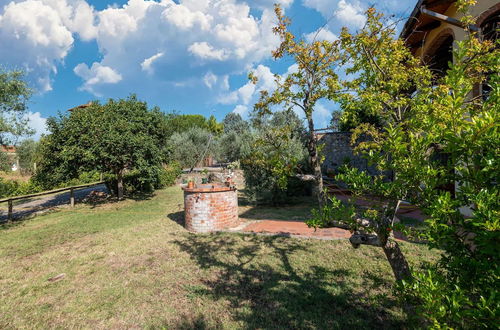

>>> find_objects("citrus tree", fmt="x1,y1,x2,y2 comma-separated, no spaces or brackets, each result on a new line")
34,95,169,199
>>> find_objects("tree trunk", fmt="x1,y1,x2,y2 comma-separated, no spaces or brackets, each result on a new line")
382,239,412,281
306,114,325,207
117,169,124,200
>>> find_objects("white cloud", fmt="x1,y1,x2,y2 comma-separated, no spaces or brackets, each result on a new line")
232,105,248,116
0,0,74,92
0,0,100,91
0,0,286,100
203,71,217,88
303,0,417,33
218,64,275,106
188,42,229,61
66,0,283,96
237,83,256,105
302,0,333,18
73,62,122,94
141,52,164,74
305,27,338,43
334,0,366,29
162,3,212,31
65,1,98,41
27,111,48,140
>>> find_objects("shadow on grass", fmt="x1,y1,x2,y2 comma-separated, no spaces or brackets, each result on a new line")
167,211,184,227
238,195,316,222
173,233,405,329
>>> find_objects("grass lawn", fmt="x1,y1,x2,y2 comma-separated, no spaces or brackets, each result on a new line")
0,186,438,329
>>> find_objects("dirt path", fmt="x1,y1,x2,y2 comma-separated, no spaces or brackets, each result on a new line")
0,184,108,223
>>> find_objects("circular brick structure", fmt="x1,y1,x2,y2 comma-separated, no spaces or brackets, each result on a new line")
182,183,239,233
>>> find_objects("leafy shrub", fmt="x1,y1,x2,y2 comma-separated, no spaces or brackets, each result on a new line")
0,178,42,198
399,268,498,328
241,111,308,205
17,139,39,174
157,161,181,188
0,151,12,172
217,130,252,163
218,113,252,163
61,171,101,187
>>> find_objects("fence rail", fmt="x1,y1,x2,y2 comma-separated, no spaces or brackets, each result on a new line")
0,181,106,222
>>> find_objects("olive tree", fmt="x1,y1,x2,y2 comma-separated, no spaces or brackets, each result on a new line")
241,109,308,205
168,126,215,169
0,68,34,144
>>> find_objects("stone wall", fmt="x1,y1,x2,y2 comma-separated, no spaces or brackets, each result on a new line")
317,132,379,176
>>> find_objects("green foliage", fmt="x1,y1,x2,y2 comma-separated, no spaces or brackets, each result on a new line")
333,105,383,132
318,4,499,327
158,161,182,188
307,195,356,229
164,112,223,136
253,5,342,118
252,5,343,206
0,150,11,172
0,177,41,198
61,171,101,187
207,115,223,135
337,8,432,129
168,126,215,169
241,110,308,205
222,112,249,134
33,95,169,196
218,113,252,163
400,268,498,328
0,68,34,143
16,139,38,174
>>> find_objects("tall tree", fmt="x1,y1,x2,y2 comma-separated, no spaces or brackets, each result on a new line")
310,4,499,326
16,139,39,174
219,113,251,163
252,4,342,207
338,9,432,128
207,115,223,135
222,112,249,134
168,126,215,169
0,68,34,144
310,7,434,281
34,95,169,199
241,110,308,205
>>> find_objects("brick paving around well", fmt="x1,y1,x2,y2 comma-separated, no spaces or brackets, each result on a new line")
233,220,352,240
225,192,427,240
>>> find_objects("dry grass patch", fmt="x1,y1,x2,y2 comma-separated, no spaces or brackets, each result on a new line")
0,186,438,329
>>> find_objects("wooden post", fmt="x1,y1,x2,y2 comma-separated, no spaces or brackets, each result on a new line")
8,199,13,222
70,188,75,208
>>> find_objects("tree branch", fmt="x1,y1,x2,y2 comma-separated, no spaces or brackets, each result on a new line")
349,233,382,248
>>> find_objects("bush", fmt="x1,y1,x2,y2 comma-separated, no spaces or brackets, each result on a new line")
0,151,12,172
17,139,39,174
61,171,101,188
0,178,42,198
157,161,181,188
103,162,181,196
241,111,308,205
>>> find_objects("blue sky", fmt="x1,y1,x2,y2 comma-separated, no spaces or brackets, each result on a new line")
0,0,417,139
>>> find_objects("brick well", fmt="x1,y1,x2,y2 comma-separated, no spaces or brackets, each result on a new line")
182,183,239,233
